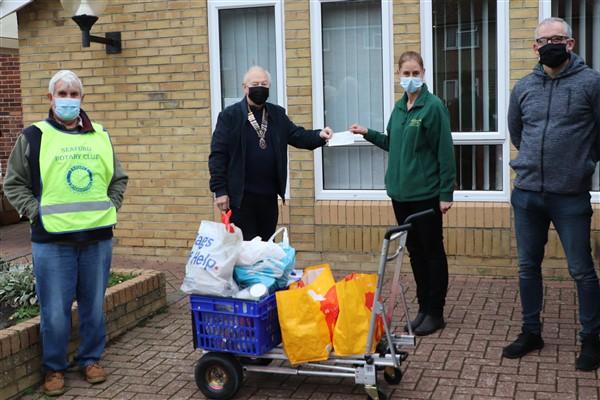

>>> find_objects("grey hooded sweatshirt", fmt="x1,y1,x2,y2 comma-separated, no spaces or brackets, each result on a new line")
508,53,600,194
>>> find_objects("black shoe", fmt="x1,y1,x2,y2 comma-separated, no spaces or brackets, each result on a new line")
404,312,426,333
576,334,600,371
501,332,544,359
413,315,446,336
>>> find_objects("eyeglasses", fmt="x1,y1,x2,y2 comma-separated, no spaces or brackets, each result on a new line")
535,35,570,45
247,82,269,88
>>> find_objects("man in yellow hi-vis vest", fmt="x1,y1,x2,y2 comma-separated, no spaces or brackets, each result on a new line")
4,70,128,396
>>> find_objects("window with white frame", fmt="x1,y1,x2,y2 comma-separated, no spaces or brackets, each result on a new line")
541,0,600,191
424,0,509,198
312,0,393,198
207,0,285,126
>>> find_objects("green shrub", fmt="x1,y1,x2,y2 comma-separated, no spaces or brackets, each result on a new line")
0,259,138,324
0,263,37,309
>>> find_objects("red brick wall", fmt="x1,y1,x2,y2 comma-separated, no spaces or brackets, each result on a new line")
0,49,23,181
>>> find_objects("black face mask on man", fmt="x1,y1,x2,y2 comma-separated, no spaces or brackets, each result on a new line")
248,86,269,105
538,43,570,68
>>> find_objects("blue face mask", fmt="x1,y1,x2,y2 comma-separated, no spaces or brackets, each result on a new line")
53,98,81,121
400,77,424,94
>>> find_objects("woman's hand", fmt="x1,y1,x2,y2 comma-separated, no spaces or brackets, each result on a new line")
440,201,453,214
349,124,368,135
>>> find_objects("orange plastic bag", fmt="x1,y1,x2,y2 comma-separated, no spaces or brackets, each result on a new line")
332,273,384,356
276,264,339,364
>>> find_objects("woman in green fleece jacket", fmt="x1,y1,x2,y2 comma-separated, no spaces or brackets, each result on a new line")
350,51,456,336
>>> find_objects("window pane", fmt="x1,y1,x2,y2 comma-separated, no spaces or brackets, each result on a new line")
323,144,386,190
551,0,600,190
433,0,497,132
454,144,503,190
321,0,388,190
552,0,600,71
219,7,277,108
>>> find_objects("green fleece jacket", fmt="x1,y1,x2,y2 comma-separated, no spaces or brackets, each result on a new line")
364,84,455,202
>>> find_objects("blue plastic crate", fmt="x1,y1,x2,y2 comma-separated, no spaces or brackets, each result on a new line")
190,293,281,356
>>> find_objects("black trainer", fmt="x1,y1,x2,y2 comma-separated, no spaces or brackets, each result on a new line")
404,312,426,333
576,334,600,371
413,315,446,336
502,332,544,359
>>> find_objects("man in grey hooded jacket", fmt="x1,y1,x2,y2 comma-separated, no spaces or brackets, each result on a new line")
503,17,600,371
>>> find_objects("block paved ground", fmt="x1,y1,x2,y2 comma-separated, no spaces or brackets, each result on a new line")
3,222,600,399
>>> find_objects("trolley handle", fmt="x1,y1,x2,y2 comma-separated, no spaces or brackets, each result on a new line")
403,208,435,224
384,223,412,240
384,209,435,240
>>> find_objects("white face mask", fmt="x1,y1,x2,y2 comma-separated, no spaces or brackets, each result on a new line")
400,77,424,94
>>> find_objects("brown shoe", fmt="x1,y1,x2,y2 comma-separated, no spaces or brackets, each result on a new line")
43,371,65,396
83,363,107,384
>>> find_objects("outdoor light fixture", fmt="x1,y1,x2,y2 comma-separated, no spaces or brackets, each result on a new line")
60,0,121,54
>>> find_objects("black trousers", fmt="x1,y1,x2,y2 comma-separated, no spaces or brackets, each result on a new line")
230,192,278,241
392,197,449,317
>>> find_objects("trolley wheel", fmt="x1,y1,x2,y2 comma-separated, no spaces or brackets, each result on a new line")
366,389,388,400
195,352,243,400
383,366,402,385
239,357,272,366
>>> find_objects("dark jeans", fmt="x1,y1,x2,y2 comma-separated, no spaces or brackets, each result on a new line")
32,240,112,372
512,188,600,338
231,192,278,241
392,197,448,317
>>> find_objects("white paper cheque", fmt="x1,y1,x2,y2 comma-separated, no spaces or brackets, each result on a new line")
327,130,360,147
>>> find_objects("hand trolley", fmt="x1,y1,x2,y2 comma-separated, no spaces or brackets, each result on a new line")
190,210,434,400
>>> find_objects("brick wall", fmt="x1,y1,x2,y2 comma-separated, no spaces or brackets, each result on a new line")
14,0,597,277
0,48,22,181
17,0,213,260
0,269,166,400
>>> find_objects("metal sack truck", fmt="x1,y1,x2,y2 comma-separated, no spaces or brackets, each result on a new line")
189,210,433,400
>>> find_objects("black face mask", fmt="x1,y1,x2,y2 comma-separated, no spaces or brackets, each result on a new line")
248,86,269,105
538,43,570,68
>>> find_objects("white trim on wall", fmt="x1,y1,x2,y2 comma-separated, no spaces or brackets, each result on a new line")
207,0,288,198
539,0,552,20
539,0,600,202
0,0,32,19
311,0,394,201
421,0,511,202
207,0,286,131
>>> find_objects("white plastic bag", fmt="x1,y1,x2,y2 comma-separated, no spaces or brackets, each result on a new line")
237,236,286,266
180,213,242,296
234,227,295,289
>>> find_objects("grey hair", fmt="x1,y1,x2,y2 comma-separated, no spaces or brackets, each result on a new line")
535,17,572,39
242,66,271,85
48,70,84,95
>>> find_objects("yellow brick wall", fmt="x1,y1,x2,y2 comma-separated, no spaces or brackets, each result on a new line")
17,0,212,262
283,0,319,252
14,0,600,278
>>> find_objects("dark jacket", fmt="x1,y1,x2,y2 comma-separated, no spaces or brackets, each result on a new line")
364,84,455,202
4,109,128,243
508,53,600,194
209,97,325,208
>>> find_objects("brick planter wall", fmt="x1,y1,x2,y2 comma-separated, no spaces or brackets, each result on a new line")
0,268,167,400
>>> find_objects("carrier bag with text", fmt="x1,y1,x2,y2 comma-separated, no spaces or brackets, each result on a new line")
180,211,242,296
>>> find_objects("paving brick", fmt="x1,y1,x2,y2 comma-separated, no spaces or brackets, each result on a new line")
8,238,600,400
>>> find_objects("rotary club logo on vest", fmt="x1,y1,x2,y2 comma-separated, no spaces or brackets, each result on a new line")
66,165,93,192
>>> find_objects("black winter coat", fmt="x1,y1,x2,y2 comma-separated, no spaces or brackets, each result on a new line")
209,97,325,209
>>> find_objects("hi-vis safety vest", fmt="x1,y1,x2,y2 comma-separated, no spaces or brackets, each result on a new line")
35,121,117,233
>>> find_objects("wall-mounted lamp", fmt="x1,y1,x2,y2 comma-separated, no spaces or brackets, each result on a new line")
60,0,121,54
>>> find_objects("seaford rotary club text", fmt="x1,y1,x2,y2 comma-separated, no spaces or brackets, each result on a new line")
189,236,217,270
55,145,100,161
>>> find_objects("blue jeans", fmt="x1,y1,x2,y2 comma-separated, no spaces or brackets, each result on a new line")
32,240,112,372
512,188,600,338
